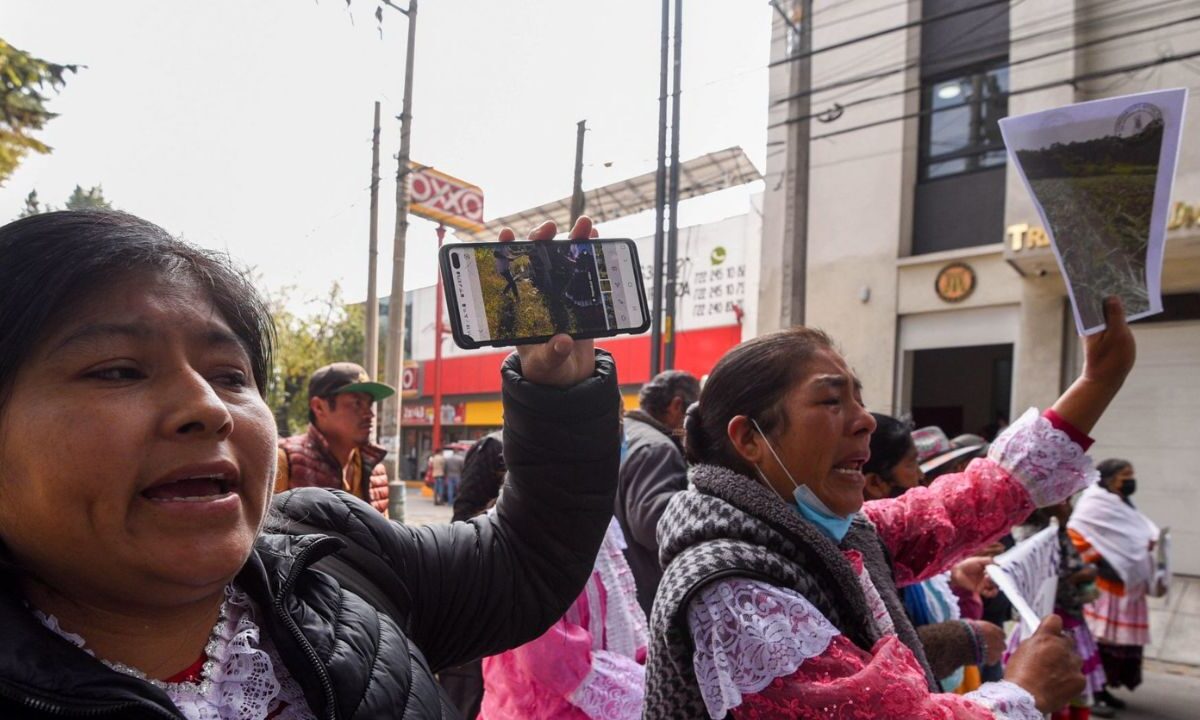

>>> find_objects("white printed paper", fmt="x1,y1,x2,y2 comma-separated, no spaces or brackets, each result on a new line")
986,521,1061,639
1000,89,1188,335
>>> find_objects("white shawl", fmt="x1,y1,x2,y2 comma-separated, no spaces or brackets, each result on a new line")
1069,484,1159,594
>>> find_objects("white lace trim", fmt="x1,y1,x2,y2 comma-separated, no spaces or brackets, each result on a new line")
595,519,650,660
687,578,839,719
988,407,1098,508
34,587,315,720
965,680,1042,720
568,649,646,719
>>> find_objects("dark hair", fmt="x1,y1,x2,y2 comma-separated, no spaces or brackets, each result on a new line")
639,370,701,420
863,413,914,479
684,326,834,474
1096,458,1132,484
0,211,274,410
308,394,340,425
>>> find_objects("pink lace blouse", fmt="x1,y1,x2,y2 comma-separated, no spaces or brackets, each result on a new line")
685,408,1097,719
480,521,648,720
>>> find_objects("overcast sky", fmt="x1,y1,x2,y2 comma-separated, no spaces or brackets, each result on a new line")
2,1,771,308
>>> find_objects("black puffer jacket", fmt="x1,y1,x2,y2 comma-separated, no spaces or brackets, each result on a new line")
0,351,621,720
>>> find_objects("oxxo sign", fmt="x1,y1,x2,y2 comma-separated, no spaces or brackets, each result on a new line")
400,361,420,398
408,164,485,234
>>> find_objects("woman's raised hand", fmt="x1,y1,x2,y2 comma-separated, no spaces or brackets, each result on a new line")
512,216,598,388
1051,296,1137,435
1082,296,1137,390
951,557,999,598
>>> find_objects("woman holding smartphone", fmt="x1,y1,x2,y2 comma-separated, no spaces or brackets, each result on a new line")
0,211,620,720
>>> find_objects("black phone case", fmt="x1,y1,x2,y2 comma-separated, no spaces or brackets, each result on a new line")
438,239,652,349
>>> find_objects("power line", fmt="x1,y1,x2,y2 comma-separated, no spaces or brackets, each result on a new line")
810,0,871,19
768,83,1200,179
814,0,919,29
787,13,1200,124
768,0,1012,68
775,0,1188,105
806,0,1024,113
771,49,1200,140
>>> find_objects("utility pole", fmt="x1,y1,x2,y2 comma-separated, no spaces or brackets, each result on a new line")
663,0,683,370
430,224,447,458
365,101,382,384
570,120,587,225
650,0,670,377
782,0,812,327
382,0,419,522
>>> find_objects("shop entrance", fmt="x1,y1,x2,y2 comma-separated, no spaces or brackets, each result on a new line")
909,343,1013,439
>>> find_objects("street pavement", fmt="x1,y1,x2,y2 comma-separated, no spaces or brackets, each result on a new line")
1109,661,1200,720
396,484,453,526
394,485,1200,717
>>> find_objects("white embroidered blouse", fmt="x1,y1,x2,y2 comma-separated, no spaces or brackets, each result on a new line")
35,586,316,720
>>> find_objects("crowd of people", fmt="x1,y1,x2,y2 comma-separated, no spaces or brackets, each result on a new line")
0,210,1166,720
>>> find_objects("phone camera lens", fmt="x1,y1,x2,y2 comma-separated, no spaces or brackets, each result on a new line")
451,253,462,269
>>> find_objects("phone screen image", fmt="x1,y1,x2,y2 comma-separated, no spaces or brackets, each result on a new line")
443,239,649,348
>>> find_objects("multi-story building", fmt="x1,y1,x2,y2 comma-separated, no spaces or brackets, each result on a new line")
762,0,1200,575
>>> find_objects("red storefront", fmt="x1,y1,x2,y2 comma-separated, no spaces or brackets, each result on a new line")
397,324,743,479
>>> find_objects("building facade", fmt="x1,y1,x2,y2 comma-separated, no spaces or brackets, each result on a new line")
763,0,1200,573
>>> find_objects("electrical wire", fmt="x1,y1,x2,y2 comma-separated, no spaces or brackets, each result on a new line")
786,13,1200,124
776,0,1189,105
768,0,1012,67
814,0,919,30
770,49,1200,139
804,0,1026,113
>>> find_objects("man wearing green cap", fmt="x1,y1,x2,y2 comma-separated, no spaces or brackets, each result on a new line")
276,362,397,516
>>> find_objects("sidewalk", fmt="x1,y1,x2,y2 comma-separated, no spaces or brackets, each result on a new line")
396,484,453,526
1111,660,1200,720
1147,575,1200,666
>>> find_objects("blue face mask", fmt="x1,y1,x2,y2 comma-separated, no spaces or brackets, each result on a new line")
751,419,855,543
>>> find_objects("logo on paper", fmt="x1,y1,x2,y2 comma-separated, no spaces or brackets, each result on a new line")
1115,103,1163,138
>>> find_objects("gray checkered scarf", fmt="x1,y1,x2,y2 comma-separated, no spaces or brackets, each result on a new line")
642,463,936,719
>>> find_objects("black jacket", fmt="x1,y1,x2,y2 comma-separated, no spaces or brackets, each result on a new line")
614,409,688,616
0,351,621,720
451,431,505,523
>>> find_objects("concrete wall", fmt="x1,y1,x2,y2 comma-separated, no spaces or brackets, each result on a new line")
757,10,792,339
897,245,1020,315
798,0,921,411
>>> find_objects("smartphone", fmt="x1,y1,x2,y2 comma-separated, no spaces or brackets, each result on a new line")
439,239,651,349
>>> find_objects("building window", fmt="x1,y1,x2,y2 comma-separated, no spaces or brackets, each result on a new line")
920,64,1009,180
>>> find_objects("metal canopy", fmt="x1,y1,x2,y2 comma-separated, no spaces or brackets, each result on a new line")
455,146,762,241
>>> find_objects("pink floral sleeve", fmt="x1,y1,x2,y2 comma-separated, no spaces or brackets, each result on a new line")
862,408,1096,586
732,635,1038,719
